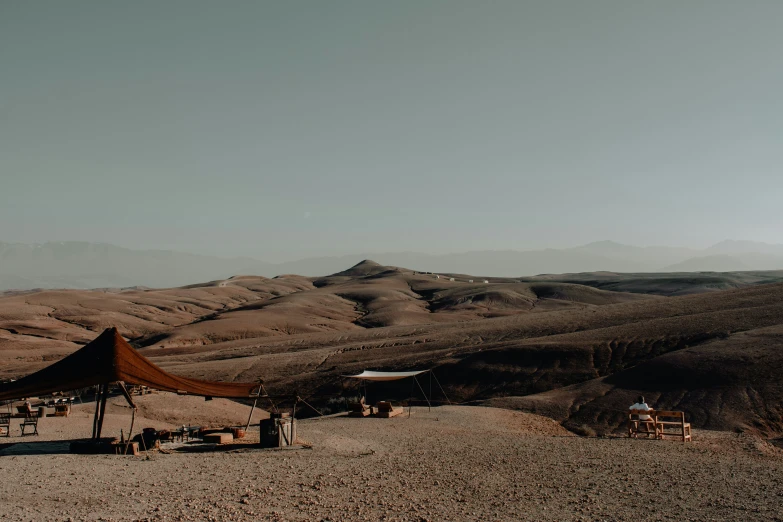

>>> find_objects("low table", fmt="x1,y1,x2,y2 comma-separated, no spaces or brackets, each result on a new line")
172,426,201,442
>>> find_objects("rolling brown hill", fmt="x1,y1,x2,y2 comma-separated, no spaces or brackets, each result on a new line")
2,261,782,437
486,324,783,436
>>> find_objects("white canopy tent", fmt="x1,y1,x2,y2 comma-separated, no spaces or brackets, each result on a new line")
342,369,450,414
343,370,428,381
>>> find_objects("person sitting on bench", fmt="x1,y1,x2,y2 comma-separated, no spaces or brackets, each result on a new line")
629,396,652,420
628,395,654,437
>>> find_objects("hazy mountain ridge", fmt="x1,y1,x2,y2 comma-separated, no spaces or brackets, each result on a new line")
2,240,783,291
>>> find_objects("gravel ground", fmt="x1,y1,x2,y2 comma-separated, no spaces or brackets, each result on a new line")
0,405,782,521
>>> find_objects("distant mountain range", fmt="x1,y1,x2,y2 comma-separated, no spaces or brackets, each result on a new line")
2,240,783,291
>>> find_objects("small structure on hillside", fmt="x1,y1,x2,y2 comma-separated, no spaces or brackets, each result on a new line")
483,280,489,283
449,277,455,282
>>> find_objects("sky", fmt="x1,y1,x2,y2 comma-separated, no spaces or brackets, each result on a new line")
2,1,782,262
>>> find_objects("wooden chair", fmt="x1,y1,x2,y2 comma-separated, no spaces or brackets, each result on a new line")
0,413,10,437
653,410,692,442
19,405,39,436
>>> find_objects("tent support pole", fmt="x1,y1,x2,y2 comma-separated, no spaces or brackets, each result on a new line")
408,377,415,418
263,384,279,414
125,407,136,455
413,376,431,411
342,377,348,413
117,381,136,410
429,371,432,409
431,371,452,404
116,382,138,454
91,385,101,440
245,384,264,431
95,383,109,440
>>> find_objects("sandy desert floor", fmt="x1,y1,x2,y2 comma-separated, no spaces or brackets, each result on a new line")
0,401,782,522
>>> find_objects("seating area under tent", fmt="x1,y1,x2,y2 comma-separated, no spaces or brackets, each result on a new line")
341,369,450,418
0,327,300,454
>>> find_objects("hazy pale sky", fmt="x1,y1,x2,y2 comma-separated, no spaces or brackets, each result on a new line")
2,1,782,261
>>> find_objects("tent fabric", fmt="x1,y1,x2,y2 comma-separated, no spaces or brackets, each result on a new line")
0,327,261,401
343,370,428,381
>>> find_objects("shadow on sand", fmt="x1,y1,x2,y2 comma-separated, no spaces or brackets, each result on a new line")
0,440,72,456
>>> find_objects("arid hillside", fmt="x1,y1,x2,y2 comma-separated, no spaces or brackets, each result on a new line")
2,261,782,436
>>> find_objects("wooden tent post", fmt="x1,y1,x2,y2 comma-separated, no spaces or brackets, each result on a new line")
95,383,109,440
245,384,263,431
91,385,102,439
116,381,136,410
116,382,138,454
125,407,136,455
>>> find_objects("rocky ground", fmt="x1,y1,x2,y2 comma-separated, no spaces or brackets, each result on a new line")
0,402,781,521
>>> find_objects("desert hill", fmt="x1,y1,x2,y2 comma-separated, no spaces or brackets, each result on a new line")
487,323,783,436
2,261,783,437
522,270,783,296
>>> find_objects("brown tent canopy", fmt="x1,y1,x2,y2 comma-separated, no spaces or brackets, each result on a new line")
0,327,261,401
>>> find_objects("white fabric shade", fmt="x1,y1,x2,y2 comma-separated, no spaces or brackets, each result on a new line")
343,370,428,381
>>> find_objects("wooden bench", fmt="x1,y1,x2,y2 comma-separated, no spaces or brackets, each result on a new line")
628,409,691,442
0,413,10,437
653,410,692,442
375,401,403,418
347,398,372,417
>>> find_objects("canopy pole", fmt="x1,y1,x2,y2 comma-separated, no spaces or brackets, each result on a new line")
117,381,136,410
95,383,109,440
408,377,415,418
292,396,297,421
125,407,136,455
116,382,138,454
91,384,102,439
413,376,432,411
244,384,264,431
342,377,349,413
263,384,280,414
431,371,452,404
296,396,324,417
